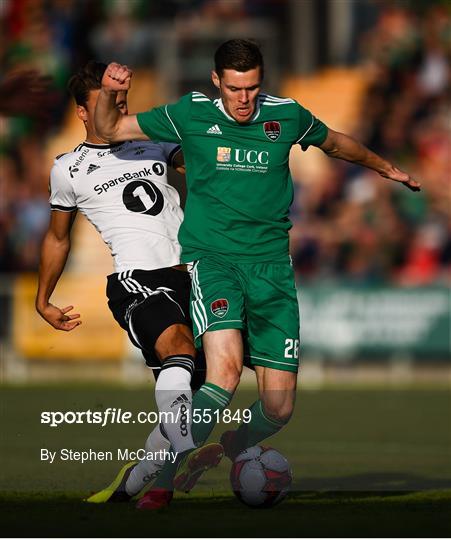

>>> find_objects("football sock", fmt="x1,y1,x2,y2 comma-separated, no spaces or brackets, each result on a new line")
152,382,233,490
150,453,178,490
190,382,233,446
232,399,286,454
155,355,195,453
125,424,170,496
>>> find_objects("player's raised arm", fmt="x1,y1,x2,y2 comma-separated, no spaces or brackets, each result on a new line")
95,62,149,142
319,128,421,192
35,210,81,331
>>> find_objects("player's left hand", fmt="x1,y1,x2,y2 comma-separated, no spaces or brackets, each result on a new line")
39,303,82,331
381,166,421,192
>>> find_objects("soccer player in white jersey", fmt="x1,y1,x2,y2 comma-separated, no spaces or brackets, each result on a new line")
35,61,222,510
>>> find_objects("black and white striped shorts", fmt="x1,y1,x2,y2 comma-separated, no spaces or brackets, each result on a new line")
106,267,193,367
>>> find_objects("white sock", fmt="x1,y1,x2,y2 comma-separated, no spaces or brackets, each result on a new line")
125,425,170,496
155,358,195,453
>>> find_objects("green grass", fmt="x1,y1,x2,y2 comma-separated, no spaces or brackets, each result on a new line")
1,385,450,537
1,490,451,537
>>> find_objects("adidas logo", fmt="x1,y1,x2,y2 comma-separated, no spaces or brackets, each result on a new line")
87,163,100,175
207,124,222,135
170,393,190,407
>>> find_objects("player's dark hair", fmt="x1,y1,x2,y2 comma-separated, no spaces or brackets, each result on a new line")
214,39,264,79
67,61,107,107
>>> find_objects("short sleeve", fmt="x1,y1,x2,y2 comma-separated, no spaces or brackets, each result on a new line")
296,104,328,151
49,161,77,211
158,142,182,167
137,93,192,143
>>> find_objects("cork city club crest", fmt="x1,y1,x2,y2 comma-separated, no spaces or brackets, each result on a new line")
211,298,229,318
263,121,281,141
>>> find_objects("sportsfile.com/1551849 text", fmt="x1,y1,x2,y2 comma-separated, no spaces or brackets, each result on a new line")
40,408,252,428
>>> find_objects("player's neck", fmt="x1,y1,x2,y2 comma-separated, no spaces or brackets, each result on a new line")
85,127,109,145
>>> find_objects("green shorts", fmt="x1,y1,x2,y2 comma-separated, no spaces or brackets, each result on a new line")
190,256,300,373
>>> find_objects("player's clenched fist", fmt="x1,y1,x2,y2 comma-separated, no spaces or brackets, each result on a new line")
102,62,132,92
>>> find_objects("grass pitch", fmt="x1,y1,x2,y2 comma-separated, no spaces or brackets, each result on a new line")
1,384,450,537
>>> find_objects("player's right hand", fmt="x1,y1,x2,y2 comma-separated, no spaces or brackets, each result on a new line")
38,303,82,332
102,63,132,93
381,166,421,192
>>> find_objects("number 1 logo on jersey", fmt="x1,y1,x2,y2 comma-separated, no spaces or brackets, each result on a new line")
122,180,164,215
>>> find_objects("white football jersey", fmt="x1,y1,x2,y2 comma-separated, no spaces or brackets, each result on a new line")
49,140,184,272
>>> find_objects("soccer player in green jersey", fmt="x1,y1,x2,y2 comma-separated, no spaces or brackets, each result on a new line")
95,39,420,507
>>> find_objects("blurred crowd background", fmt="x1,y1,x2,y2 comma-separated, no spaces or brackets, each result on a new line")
1,3,448,500
1,0,449,284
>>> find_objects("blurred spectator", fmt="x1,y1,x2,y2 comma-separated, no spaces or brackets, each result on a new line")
1,0,68,273
90,0,153,66
0,70,54,118
290,2,450,287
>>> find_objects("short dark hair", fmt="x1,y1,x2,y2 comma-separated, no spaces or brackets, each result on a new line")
67,61,107,107
214,39,264,79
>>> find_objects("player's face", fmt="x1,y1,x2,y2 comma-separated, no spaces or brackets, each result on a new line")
212,67,262,124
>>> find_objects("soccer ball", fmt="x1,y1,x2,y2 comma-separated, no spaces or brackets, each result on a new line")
230,446,292,508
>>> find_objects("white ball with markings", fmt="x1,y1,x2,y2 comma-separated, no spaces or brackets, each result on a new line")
230,445,292,508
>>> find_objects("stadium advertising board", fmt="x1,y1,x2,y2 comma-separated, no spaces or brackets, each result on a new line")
299,286,450,359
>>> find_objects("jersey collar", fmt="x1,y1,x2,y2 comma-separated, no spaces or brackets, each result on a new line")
214,97,261,123
81,141,126,149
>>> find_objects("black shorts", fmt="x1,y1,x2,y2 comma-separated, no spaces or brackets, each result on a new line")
107,268,206,384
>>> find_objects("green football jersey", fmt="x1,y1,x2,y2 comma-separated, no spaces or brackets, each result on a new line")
137,92,328,263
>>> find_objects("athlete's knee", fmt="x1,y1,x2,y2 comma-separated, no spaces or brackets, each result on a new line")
207,348,242,392
221,361,242,391
203,329,243,392
155,324,195,360
207,357,242,393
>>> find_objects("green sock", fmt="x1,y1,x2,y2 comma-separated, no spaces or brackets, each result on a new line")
233,400,285,453
152,382,232,489
191,382,233,445
152,456,178,490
